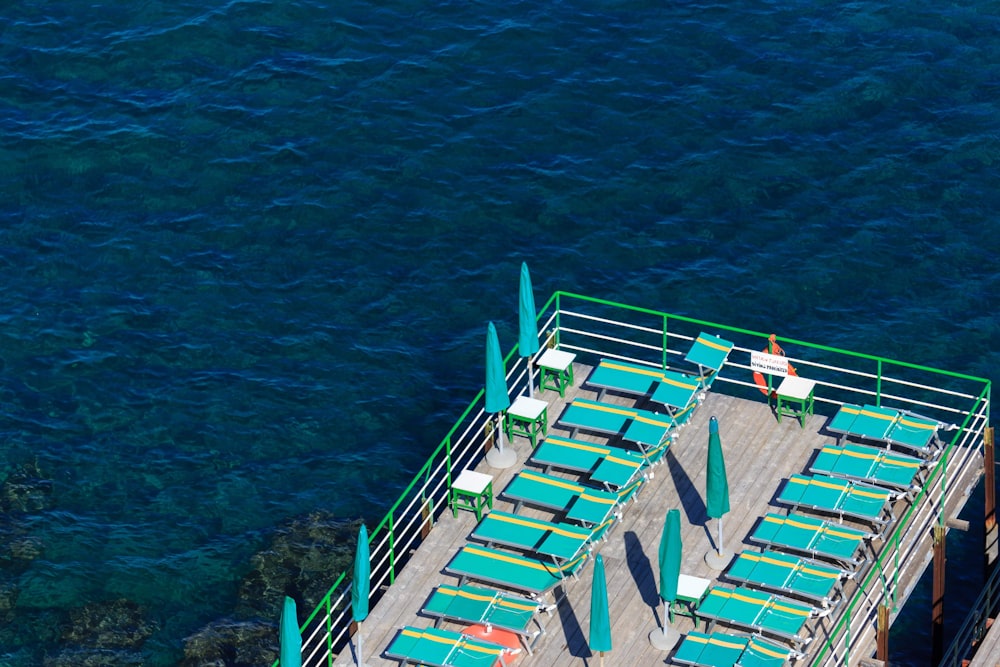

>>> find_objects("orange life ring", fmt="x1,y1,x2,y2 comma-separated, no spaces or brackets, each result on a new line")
753,334,796,398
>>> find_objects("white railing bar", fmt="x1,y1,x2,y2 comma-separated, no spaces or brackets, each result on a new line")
559,309,656,333
557,326,662,353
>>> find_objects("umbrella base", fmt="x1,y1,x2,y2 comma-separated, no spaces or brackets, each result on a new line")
649,626,681,650
485,446,517,469
704,549,732,571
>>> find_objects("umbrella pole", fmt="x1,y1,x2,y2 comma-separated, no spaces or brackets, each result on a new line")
663,599,669,629
717,517,724,556
497,413,505,453
527,359,534,398
355,627,362,667
600,651,605,667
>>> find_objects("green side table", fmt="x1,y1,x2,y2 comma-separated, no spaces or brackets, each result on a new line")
537,348,576,397
775,376,816,428
450,470,494,522
506,396,549,449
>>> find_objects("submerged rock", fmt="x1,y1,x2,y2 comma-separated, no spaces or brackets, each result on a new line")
60,598,157,649
236,511,361,618
43,647,145,667
180,618,277,667
0,461,54,513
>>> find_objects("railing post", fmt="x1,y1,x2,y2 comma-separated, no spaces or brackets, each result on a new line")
875,359,883,406
388,511,396,585
985,427,997,578
932,524,947,665
661,314,668,369
327,596,334,667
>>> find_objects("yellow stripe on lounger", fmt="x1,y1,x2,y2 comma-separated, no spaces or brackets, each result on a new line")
546,437,610,455
711,589,810,616
750,639,790,659
859,408,896,422
420,630,503,655
446,588,538,613
697,335,730,352
707,636,747,649
898,417,936,430
840,448,921,468
490,513,587,539
602,361,662,379
519,472,617,505
579,401,672,428
763,515,860,540
792,476,886,499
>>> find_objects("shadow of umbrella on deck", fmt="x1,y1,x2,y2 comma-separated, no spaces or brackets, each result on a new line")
279,595,301,667
704,416,732,570
351,524,370,667
649,508,682,650
518,262,540,398
589,553,612,667
485,321,515,469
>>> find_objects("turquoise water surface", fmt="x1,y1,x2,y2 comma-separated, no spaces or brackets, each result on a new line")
1,0,997,664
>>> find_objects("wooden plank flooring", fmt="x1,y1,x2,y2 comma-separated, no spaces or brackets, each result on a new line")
347,363,977,666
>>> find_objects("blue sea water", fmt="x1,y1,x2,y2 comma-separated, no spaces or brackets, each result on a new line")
1,0,998,664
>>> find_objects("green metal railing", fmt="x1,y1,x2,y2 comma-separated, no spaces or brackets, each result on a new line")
277,292,991,666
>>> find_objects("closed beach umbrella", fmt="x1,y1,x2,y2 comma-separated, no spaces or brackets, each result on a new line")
589,554,612,667
485,321,515,468
279,595,301,667
705,416,731,569
351,524,370,667
650,508,682,649
518,262,540,397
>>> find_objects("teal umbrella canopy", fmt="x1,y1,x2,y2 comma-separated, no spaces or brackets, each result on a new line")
706,416,730,519
518,262,539,358
352,524,370,623
485,321,511,414
658,509,682,603
279,595,302,667
589,554,613,655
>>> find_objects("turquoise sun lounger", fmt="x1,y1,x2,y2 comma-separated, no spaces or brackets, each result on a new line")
470,510,593,566
531,434,646,491
827,403,941,456
673,631,792,667
749,512,870,570
385,624,519,667
501,470,636,534
726,550,844,609
558,398,674,465
585,360,703,424
445,544,587,599
776,473,894,529
810,443,923,493
697,585,814,648
421,584,550,655
586,359,662,399
683,332,735,389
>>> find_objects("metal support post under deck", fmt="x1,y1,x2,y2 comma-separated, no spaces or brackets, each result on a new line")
876,604,890,664
932,524,947,665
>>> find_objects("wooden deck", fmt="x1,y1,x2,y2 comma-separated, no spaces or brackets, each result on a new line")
348,362,982,666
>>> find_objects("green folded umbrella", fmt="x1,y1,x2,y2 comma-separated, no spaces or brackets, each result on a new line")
351,524,370,667
650,508,682,650
279,595,301,667
659,508,682,604
706,416,731,567
485,321,514,467
589,554,612,666
518,262,540,397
